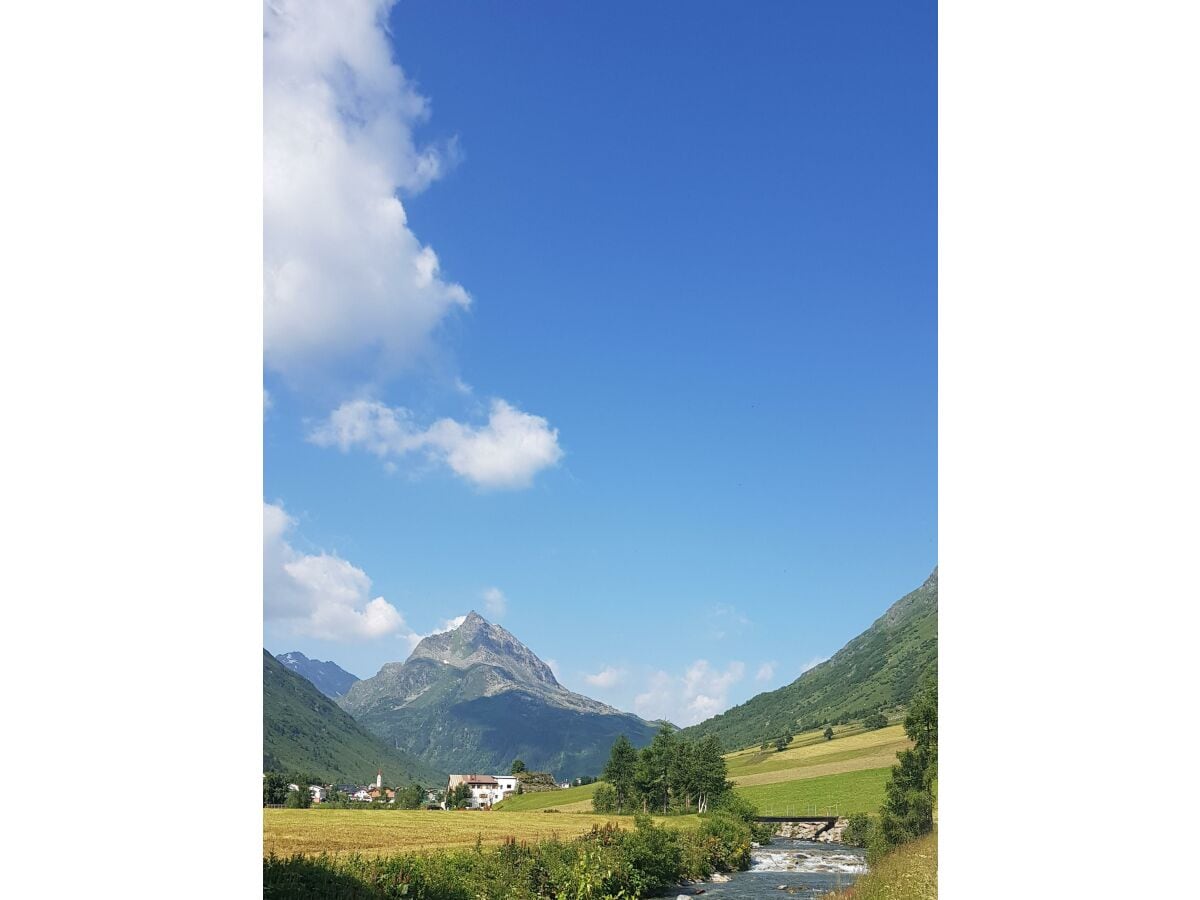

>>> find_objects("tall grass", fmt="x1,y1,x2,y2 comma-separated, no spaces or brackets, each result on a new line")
821,830,936,900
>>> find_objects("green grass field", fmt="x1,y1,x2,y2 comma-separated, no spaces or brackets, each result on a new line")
491,782,599,812
735,766,893,817
263,808,699,856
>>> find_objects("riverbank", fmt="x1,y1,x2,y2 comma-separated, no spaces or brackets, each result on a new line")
821,830,936,899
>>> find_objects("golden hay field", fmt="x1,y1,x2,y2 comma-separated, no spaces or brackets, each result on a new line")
263,808,698,857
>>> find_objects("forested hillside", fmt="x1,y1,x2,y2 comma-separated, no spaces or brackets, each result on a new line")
679,568,937,751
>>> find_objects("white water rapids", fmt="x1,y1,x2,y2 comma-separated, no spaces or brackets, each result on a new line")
750,844,868,875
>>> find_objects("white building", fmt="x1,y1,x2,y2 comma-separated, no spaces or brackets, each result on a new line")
308,785,327,803
445,773,520,809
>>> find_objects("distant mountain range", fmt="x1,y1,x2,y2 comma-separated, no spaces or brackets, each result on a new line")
263,649,443,786
338,611,660,781
679,567,938,751
276,650,360,699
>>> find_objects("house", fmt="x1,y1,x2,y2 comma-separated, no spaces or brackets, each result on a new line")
558,782,571,789
444,773,520,809
368,786,395,802
308,785,327,803
351,788,373,802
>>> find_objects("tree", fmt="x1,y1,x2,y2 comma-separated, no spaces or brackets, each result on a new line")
693,734,731,813
863,712,888,730
774,731,793,752
636,724,677,814
394,783,425,809
603,734,639,813
591,782,618,813
511,759,526,775
876,675,937,854
823,726,834,741
284,786,311,808
263,772,290,806
446,782,473,809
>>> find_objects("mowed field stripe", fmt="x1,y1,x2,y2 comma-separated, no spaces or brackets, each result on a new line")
731,747,903,786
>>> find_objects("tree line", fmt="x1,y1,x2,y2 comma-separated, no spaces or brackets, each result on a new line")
593,726,734,815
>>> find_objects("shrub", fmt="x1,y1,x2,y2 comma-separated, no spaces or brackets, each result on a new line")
687,811,752,873
842,812,874,847
591,783,618,814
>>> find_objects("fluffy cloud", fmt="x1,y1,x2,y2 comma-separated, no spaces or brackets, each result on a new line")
309,397,564,489
584,666,625,689
264,500,409,641
482,587,507,618
264,0,469,384
755,661,776,682
634,660,746,726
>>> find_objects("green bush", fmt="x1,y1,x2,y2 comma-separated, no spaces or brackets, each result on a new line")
685,812,751,873
842,812,874,847
591,783,618,814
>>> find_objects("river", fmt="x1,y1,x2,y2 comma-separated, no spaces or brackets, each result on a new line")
664,839,867,899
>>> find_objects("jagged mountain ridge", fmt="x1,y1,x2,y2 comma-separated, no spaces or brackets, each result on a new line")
678,567,938,751
339,612,658,780
276,650,360,699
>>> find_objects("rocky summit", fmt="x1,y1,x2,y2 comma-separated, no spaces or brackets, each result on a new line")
339,612,658,781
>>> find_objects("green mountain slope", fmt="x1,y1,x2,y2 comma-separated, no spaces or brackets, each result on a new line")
263,649,444,786
679,568,938,751
339,612,659,781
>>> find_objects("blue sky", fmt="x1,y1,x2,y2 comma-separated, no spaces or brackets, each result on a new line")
264,0,936,727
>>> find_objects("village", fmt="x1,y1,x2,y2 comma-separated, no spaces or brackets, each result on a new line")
271,766,582,810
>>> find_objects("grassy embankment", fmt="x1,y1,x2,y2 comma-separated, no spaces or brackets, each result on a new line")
263,808,699,856
822,830,937,899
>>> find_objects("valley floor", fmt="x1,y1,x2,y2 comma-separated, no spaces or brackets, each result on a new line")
265,723,912,857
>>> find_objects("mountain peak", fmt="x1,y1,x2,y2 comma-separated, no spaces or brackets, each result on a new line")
409,612,559,688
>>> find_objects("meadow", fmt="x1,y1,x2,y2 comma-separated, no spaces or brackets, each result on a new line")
263,808,698,857
736,766,893,816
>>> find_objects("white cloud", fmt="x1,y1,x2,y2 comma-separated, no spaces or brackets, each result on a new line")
264,500,411,641
309,397,563,489
264,0,469,385
633,660,746,726
584,666,625,689
482,587,507,618
545,658,562,680
755,661,776,682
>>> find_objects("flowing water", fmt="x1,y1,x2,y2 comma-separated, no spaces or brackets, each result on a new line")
663,839,867,899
